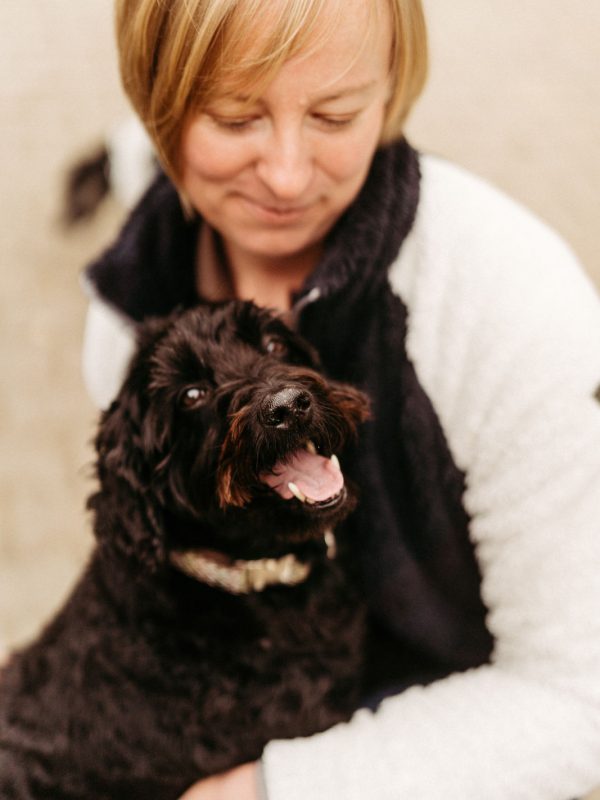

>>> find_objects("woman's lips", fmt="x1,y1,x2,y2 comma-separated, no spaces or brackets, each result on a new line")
239,195,314,223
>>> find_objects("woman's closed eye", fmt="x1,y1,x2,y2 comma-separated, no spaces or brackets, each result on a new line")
208,111,359,133
210,115,259,132
311,113,358,130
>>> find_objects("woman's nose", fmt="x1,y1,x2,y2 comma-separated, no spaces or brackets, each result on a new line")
255,126,313,200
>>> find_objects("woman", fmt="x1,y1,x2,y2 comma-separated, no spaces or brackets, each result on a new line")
82,0,600,797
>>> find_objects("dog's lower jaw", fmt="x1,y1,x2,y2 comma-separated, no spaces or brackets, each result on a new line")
288,484,347,511
163,480,356,563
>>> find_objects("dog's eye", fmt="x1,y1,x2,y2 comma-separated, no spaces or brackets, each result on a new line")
263,336,288,357
180,386,210,409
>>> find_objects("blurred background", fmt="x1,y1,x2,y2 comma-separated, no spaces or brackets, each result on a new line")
1,1,599,650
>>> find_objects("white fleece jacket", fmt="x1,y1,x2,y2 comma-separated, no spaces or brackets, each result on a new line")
260,157,600,799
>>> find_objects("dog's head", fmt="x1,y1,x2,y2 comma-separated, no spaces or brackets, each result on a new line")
91,301,369,567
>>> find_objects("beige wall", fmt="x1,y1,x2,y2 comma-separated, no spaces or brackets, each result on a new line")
1,1,599,646
408,0,600,280
1,1,127,649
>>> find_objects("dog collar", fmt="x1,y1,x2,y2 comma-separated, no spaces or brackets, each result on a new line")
169,530,336,594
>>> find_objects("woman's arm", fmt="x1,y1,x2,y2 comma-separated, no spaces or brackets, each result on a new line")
81,297,137,409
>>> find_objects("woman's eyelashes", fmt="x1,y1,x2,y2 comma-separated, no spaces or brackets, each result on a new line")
311,113,357,129
210,115,258,132
207,111,359,133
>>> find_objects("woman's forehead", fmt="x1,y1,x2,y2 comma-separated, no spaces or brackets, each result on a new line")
204,0,391,103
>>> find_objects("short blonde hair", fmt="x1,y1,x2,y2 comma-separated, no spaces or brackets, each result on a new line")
115,0,427,182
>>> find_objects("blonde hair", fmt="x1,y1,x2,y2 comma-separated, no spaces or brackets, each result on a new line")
115,0,427,182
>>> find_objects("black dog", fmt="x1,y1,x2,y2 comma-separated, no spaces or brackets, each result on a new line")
0,301,370,799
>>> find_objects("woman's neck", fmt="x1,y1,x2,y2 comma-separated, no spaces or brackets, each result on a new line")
195,225,323,312
223,240,322,312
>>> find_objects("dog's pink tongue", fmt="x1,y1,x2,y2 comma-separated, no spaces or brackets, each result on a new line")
260,449,343,501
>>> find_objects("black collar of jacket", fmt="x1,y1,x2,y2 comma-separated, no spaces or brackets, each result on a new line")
84,139,420,322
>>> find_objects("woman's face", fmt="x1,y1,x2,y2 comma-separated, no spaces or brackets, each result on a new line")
180,0,392,268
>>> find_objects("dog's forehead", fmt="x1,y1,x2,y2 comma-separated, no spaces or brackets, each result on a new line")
183,304,278,348
154,304,286,378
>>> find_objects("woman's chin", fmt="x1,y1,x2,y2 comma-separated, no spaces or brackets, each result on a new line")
227,229,326,266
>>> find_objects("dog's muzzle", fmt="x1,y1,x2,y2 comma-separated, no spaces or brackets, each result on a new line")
255,384,346,508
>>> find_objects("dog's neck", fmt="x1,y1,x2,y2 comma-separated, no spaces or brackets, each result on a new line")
169,529,336,594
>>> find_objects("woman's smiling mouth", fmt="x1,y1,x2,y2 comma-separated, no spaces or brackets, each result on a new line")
239,196,315,223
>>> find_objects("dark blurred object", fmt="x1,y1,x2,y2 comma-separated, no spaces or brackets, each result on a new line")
62,119,157,228
62,145,110,225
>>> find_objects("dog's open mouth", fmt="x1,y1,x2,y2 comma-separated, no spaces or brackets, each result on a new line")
259,441,345,508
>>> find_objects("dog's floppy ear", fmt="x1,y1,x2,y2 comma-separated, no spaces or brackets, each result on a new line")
89,328,169,572
96,391,149,491
95,314,173,489
327,382,371,429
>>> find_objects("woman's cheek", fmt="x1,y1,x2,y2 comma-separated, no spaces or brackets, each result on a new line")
182,124,257,181
318,128,382,181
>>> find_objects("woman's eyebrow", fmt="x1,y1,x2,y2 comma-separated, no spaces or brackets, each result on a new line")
313,80,378,103
225,80,378,107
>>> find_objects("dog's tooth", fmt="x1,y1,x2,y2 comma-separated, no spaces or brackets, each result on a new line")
288,482,307,503
305,440,318,455
330,454,340,470
324,529,337,559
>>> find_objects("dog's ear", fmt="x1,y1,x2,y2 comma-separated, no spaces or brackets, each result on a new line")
96,392,148,490
327,382,371,430
95,309,184,487
90,354,167,572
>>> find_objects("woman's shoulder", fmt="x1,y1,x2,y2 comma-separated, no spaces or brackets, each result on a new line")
416,152,577,270
391,153,600,461
393,152,595,321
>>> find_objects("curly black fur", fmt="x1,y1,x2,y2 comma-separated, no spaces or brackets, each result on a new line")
0,302,371,799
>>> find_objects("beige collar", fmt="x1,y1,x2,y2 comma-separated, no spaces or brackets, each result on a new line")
169,530,337,594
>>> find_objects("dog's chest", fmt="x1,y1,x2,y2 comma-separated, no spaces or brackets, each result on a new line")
0,571,365,798
171,565,366,736
98,564,366,779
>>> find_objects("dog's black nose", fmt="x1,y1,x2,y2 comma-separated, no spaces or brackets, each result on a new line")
261,387,313,429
